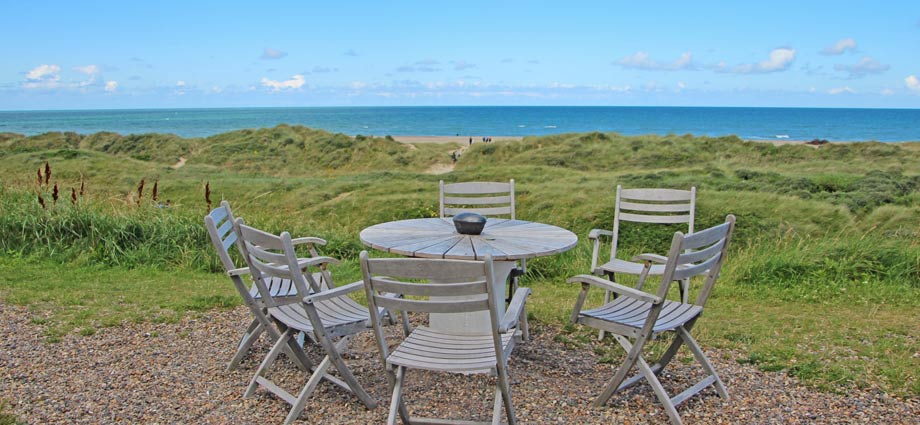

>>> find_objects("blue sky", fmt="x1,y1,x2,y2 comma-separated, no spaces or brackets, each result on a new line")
2,1,920,110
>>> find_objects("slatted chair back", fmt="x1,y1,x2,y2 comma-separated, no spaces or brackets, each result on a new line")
204,200,244,274
654,215,735,310
440,179,515,219
610,186,696,262
359,252,504,363
237,222,320,300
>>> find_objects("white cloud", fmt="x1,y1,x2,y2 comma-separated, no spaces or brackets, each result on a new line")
906,75,920,93
176,80,186,87
343,49,359,57
260,74,306,91
828,86,856,95
821,38,857,55
880,88,894,96
104,81,118,92
260,47,287,60
615,51,694,71
834,57,889,78
75,64,100,75
22,64,61,89
729,48,796,74
26,64,60,80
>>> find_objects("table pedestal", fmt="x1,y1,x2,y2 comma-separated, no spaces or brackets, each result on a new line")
428,261,515,335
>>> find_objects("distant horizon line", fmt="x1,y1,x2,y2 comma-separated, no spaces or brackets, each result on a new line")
2,105,920,113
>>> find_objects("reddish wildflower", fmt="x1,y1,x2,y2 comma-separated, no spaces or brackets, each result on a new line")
152,180,159,202
71,188,77,205
205,181,212,211
44,162,51,185
52,184,59,204
38,194,46,209
137,179,145,206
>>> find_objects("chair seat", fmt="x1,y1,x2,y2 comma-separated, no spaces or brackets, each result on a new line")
387,326,515,373
250,272,326,299
580,297,702,333
268,295,369,334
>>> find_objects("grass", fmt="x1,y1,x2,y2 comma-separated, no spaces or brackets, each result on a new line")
1,127,919,397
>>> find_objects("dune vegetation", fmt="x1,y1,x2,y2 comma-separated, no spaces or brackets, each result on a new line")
1,125,918,398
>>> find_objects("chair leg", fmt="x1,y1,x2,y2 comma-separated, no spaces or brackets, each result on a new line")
636,354,683,425
676,326,729,400
519,304,530,342
594,334,646,406
318,334,377,409
245,328,296,398
497,368,517,425
387,366,408,425
228,319,263,371
283,355,333,425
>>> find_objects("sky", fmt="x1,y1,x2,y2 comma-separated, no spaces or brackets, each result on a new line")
2,1,920,110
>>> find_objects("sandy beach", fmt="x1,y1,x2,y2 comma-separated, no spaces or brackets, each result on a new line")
392,135,523,144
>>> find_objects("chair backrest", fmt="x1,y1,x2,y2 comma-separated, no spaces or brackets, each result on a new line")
440,179,515,219
611,185,696,260
204,200,243,272
655,215,735,307
235,220,320,303
359,251,504,363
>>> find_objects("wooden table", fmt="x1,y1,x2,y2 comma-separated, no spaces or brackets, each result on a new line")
360,218,577,334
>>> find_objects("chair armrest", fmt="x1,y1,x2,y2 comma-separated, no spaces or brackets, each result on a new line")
631,253,668,264
291,236,327,246
303,280,364,304
499,287,531,332
296,256,340,268
567,274,662,304
588,229,613,240
226,267,251,276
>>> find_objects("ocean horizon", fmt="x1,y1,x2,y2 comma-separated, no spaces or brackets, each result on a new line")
1,106,919,142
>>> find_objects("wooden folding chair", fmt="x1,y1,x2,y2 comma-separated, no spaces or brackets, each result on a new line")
569,215,735,425
440,179,524,303
236,220,377,424
205,201,327,370
588,186,696,339
360,251,531,425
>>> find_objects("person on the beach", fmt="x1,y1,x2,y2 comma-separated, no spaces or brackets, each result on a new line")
469,137,472,145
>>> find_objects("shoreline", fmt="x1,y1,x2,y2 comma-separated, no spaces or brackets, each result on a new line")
391,135,828,147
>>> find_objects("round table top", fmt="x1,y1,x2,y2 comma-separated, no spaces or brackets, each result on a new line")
359,218,578,261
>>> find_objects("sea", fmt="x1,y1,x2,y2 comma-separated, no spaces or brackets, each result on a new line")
0,106,918,142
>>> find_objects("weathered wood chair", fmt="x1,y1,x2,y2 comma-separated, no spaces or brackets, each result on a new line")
590,186,696,339
568,215,735,425
360,251,530,425
205,201,326,370
440,179,524,302
235,220,377,425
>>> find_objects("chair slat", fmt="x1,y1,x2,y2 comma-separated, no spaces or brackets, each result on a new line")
443,195,512,205
373,296,489,314
372,277,488,297
678,239,724,264
208,206,229,223
216,217,234,239
444,206,512,217
365,257,485,281
619,212,690,224
682,221,731,250
246,242,289,265
620,188,693,201
619,201,692,213
444,182,512,194
222,232,238,252
671,253,721,281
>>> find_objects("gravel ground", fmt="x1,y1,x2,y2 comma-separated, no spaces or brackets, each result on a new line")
1,303,917,424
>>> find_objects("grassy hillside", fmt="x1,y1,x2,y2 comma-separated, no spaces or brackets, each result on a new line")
1,126,918,397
